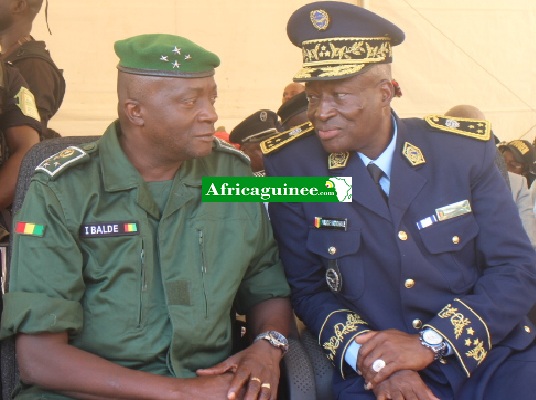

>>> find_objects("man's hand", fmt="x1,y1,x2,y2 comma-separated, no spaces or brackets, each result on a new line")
372,370,440,400
197,340,282,400
356,330,435,389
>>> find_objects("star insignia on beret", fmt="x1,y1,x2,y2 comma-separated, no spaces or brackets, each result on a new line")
172,60,181,69
160,55,169,61
173,46,181,55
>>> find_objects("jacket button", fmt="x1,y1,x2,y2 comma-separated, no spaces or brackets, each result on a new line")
412,319,423,329
452,236,460,245
405,279,415,288
328,246,337,255
398,231,408,241
525,325,532,333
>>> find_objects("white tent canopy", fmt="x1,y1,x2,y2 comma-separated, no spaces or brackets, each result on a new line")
28,0,536,142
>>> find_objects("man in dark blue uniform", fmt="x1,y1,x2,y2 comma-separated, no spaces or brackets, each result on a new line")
263,2,536,399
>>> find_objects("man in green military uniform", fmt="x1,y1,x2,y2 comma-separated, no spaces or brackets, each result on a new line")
0,34,292,399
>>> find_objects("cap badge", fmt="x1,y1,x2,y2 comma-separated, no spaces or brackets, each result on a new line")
260,111,268,122
402,142,425,166
510,140,530,155
310,9,329,31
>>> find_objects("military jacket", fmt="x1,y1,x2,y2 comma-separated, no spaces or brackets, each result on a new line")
1,121,290,399
265,114,536,390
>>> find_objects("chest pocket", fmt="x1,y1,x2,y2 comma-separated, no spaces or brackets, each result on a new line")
306,227,365,298
418,214,479,293
418,214,479,254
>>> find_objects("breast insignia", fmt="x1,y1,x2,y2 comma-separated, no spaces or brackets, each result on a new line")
424,115,491,141
260,122,315,155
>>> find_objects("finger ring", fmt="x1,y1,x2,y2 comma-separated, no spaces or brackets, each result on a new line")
250,377,261,383
372,359,386,373
261,383,271,389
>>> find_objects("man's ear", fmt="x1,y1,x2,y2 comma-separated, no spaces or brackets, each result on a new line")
12,0,27,13
379,80,394,105
123,100,144,126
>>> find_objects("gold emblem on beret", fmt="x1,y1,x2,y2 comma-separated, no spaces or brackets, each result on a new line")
328,152,350,170
310,9,329,31
402,142,425,166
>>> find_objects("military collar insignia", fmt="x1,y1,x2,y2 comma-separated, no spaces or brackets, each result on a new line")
80,221,139,238
424,115,491,141
328,152,350,170
402,142,425,166
36,146,88,177
260,122,314,154
310,9,330,30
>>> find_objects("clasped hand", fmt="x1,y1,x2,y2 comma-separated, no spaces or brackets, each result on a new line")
355,329,438,399
197,340,282,400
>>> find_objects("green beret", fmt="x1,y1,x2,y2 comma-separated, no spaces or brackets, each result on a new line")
115,34,220,78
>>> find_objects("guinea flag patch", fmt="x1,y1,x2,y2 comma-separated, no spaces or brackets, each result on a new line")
15,221,46,237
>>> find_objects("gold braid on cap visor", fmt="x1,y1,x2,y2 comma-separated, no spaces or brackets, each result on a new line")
295,37,392,79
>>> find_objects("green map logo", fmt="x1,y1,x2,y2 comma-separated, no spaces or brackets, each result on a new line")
202,177,352,202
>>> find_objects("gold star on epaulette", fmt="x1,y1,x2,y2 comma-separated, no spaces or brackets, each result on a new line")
424,115,491,141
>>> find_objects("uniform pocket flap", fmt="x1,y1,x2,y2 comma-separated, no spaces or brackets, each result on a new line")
306,227,361,259
419,214,479,254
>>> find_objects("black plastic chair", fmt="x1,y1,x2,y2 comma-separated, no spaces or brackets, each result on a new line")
1,135,100,400
0,135,318,400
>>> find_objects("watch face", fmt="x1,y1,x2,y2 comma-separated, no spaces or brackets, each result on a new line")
423,330,443,345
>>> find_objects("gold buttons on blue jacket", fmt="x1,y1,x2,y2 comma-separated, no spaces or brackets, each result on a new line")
328,246,337,255
398,231,408,241
405,279,415,288
412,319,423,329
452,236,460,245
525,325,531,333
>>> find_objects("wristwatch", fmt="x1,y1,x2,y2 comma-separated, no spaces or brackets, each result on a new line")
254,331,289,355
419,329,447,360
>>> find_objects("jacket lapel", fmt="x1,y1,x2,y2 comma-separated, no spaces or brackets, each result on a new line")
388,121,427,228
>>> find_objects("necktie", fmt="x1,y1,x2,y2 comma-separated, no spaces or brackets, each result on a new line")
367,162,388,203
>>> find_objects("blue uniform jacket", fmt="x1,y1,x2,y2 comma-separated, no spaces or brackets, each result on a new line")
264,114,536,390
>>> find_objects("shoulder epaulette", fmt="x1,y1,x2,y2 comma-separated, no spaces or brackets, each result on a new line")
35,143,96,178
260,122,315,155
424,115,491,141
213,137,249,163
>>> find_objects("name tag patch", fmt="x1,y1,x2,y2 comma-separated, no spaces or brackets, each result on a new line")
314,217,347,230
80,221,139,238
